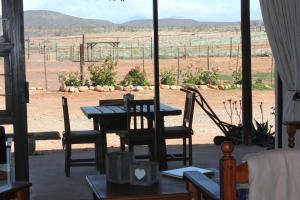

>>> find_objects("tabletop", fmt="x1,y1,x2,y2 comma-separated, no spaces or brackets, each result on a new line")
86,174,190,200
81,104,182,119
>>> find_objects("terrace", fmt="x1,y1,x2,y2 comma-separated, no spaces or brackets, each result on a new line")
0,0,299,200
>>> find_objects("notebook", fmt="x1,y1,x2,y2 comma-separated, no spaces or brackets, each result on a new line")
161,166,213,179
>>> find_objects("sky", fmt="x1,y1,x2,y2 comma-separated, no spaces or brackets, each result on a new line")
23,0,263,23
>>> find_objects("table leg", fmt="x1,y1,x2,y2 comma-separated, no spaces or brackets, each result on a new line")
99,127,107,174
159,117,168,170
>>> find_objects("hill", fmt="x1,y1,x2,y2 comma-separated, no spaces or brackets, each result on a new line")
24,10,114,28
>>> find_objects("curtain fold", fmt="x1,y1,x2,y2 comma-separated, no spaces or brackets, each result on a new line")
260,0,300,122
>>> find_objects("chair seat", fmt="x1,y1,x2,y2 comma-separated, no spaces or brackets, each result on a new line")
64,130,100,144
164,126,193,139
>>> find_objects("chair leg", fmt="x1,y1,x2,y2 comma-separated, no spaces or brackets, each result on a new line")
149,144,154,161
65,143,71,177
120,138,125,151
128,142,133,152
95,138,101,171
183,138,187,166
188,136,193,166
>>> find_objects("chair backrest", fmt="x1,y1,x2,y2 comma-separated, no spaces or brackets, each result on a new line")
62,96,71,133
125,99,154,135
0,126,6,164
99,99,124,106
182,91,196,128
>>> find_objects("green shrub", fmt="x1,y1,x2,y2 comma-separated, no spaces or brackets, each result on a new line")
232,69,242,84
199,69,219,85
121,67,149,86
182,65,199,85
160,69,176,85
182,65,219,85
58,72,82,87
88,56,116,86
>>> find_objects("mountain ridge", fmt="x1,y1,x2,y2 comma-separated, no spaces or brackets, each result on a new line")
24,10,263,29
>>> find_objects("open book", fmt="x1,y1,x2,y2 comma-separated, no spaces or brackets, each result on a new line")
161,166,213,179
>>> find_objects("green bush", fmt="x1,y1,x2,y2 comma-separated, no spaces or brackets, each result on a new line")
160,69,176,85
88,56,116,86
58,72,82,87
232,69,242,84
182,65,199,85
182,65,219,85
199,69,219,85
121,67,149,86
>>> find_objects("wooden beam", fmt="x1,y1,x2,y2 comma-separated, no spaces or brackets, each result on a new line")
276,73,283,148
241,0,252,145
152,0,166,169
3,0,29,181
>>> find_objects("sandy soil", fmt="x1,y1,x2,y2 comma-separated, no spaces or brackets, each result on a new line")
20,88,275,151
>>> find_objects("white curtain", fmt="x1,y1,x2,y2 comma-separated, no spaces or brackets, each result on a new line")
260,0,300,123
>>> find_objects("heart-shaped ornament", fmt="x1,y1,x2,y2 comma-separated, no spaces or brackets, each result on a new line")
134,169,146,180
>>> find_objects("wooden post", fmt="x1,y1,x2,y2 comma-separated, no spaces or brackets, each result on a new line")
43,45,48,91
198,45,201,58
152,0,166,170
82,34,85,64
55,43,58,61
80,44,84,84
99,47,102,60
241,0,252,145
27,36,30,60
177,48,180,85
142,46,145,73
271,56,274,85
130,44,133,59
236,46,240,71
230,37,233,58
220,142,237,200
6,0,29,181
150,36,153,59
207,46,210,70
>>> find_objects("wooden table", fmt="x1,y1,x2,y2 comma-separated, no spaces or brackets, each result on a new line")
86,175,190,200
0,181,32,200
81,104,182,173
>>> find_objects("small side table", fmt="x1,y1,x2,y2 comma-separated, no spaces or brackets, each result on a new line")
283,121,300,148
86,175,190,200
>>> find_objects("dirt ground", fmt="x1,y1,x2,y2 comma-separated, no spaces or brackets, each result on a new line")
21,88,275,151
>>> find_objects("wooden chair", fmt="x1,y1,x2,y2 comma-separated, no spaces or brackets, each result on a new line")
0,182,32,200
164,91,196,166
62,96,101,177
118,99,155,160
99,94,134,150
184,141,250,200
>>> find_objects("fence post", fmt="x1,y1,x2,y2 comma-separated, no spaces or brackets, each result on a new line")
43,45,48,91
236,45,240,71
142,46,145,73
207,46,210,70
150,37,153,59
177,48,180,85
55,43,58,61
130,44,133,59
198,45,201,58
271,56,274,85
27,36,30,60
230,37,233,58
80,44,84,84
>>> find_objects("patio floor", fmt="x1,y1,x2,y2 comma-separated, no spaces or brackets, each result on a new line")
28,144,264,200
